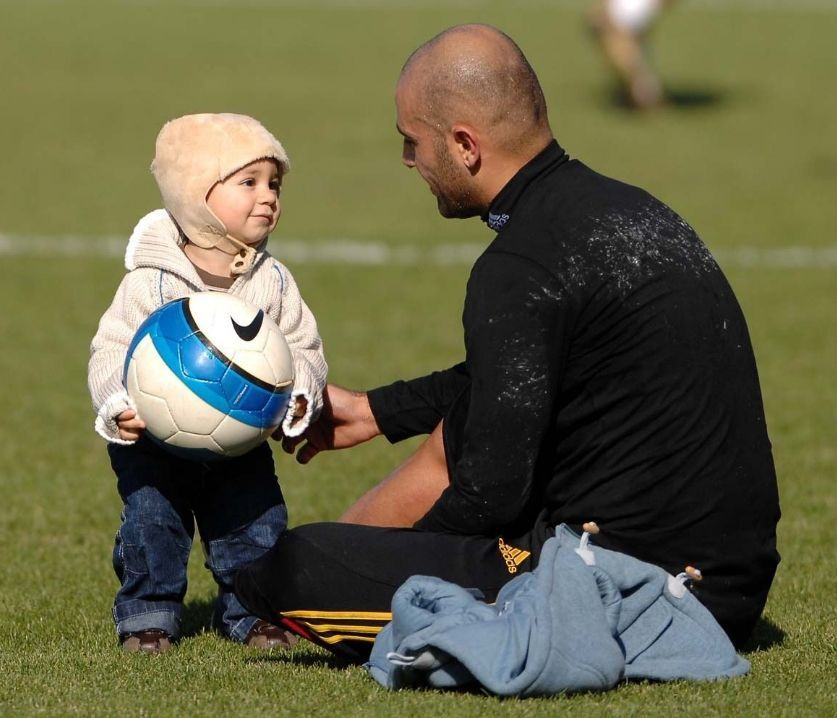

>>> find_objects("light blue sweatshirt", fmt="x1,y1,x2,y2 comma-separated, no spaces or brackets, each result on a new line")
366,524,749,695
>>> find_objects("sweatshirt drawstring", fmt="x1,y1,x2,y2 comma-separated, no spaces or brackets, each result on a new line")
574,520,704,600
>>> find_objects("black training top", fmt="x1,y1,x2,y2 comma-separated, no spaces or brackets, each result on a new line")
367,141,780,643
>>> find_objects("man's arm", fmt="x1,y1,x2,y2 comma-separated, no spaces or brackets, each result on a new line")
281,384,382,463
338,420,449,527
367,363,470,442
283,363,470,463
414,252,570,536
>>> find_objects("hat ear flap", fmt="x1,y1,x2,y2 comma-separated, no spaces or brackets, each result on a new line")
230,245,257,275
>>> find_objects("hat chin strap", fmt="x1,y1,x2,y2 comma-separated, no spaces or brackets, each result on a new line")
214,233,257,275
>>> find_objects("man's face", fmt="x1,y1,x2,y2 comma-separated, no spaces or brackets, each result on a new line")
396,81,480,219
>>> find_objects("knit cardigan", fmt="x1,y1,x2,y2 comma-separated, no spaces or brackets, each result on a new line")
88,209,327,444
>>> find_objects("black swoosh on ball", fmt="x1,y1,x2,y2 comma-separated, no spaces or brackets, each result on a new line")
231,310,264,341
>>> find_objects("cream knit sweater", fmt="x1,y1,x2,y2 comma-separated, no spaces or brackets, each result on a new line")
88,209,327,444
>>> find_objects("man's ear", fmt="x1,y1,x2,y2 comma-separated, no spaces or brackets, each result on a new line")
452,124,480,172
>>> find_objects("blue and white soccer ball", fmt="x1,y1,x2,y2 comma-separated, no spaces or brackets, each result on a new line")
123,292,294,460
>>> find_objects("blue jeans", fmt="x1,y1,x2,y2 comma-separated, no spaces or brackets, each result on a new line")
108,438,286,642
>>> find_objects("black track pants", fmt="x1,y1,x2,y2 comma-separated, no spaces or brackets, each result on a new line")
234,522,537,661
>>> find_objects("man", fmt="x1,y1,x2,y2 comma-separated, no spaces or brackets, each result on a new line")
235,24,780,661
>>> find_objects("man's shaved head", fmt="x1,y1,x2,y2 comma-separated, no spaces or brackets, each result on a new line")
398,24,551,154
395,25,554,218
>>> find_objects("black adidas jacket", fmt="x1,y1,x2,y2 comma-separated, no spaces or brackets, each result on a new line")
367,141,780,645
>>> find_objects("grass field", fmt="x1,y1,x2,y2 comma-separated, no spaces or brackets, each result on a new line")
1,1,835,716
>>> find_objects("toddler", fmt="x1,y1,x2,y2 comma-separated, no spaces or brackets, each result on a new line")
88,113,327,653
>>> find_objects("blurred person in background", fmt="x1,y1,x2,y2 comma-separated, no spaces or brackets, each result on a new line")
588,0,675,109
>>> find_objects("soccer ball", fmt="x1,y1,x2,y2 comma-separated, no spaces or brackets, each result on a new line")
123,292,294,460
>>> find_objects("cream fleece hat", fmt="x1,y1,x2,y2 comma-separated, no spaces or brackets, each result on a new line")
151,113,290,274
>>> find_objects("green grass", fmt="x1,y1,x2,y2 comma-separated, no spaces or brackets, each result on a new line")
1,1,835,716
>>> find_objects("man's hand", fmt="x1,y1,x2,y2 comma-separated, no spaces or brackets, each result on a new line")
116,408,145,442
281,384,381,464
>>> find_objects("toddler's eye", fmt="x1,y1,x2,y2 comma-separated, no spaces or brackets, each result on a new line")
241,178,255,186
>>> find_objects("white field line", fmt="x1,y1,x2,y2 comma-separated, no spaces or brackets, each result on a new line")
123,0,837,11
686,0,837,8
1,233,836,269
15,0,835,11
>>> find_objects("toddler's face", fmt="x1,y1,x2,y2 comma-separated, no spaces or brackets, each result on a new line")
206,159,282,246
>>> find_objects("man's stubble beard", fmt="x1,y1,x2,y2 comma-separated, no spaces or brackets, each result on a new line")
432,135,482,219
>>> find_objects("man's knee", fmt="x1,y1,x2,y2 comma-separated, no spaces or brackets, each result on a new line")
235,528,307,619
236,522,402,661
236,522,408,616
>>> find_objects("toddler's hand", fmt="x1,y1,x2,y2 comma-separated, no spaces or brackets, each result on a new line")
292,396,308,418
116,408,145,442
270,396,308,442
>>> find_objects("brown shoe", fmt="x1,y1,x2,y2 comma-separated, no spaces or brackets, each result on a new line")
244,619,299,649
121,629,172,654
